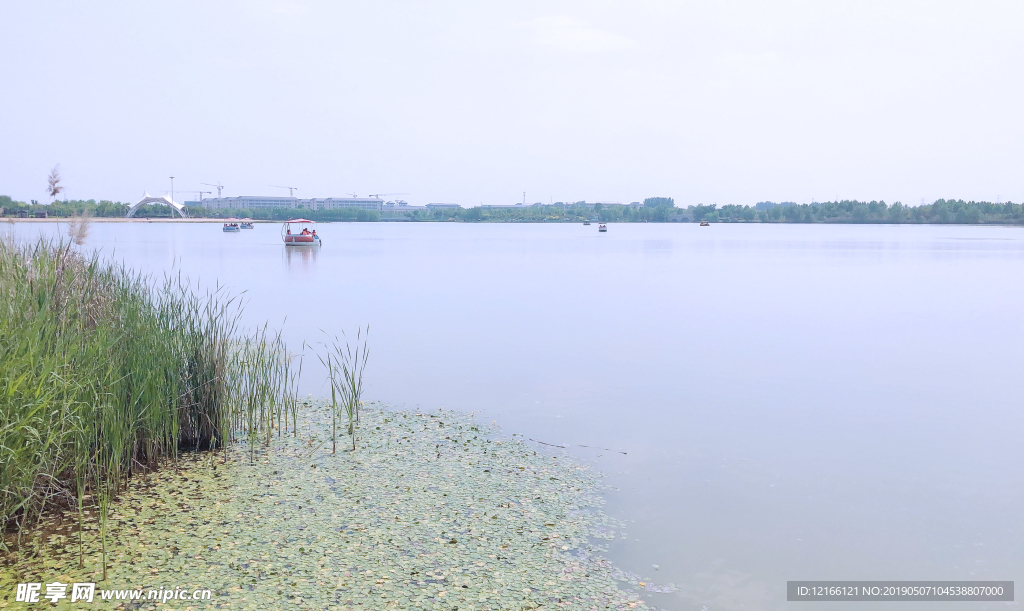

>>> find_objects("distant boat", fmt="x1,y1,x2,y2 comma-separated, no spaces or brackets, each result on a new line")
240,219,254,229
282,219,321,246
583,220,591,226
223,219,240,232
700,220,710,226
598,223,607,232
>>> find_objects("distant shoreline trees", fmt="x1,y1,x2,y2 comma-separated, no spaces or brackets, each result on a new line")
405,199,1024,224
706,199,1023,224
643,197,674,208
1,195,1022,225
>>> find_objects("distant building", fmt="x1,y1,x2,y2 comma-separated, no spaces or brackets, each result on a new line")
186,196,384,211
34,211,48,218
426,203,462,212
577,202,624,209
315,197,384,211
383,201,427,212
379,200,427,221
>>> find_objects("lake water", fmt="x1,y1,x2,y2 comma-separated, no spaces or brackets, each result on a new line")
9,220,1023,610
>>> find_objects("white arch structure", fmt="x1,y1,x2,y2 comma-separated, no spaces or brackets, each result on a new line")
126,193,189,218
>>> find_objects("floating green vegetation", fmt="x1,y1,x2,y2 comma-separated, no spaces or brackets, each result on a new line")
1,402,664,610
0,239,293,574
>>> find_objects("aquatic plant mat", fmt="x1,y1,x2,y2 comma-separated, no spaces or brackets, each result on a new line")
2,402,666,610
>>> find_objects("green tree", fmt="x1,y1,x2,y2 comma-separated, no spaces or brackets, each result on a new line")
643,197,675,208
691,204,717,221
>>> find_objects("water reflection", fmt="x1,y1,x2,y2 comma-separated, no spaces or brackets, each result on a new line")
283,244,319,268
642,239,673,256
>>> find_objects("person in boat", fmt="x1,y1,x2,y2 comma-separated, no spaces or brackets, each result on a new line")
286,229,291,235
311,230,317,239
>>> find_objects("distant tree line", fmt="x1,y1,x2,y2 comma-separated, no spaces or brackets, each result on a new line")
406,199,683,223
0,197,381,222
413,198,1024,224
2,195,1022,224
0,197,131,217
401,198,1024,224
702,199,1024,224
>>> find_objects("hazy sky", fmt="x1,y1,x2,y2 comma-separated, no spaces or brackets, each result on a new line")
2,1,1022,207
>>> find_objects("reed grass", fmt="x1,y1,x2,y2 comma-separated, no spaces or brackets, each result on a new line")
0,238,292,569
66,212,92,246
318,328,369,452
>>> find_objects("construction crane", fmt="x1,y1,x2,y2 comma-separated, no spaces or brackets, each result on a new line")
270,185,299,197
367,192,409,198
181,190,212,202
201,182,224,197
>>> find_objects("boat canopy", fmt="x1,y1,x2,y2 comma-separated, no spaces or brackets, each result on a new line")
284,218,316,224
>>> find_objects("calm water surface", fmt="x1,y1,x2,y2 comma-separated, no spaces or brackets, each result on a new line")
10,221,1023,610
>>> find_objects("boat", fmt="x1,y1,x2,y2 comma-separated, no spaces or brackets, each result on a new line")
240,219,255,229
700,220,710,226
222,219,241,232
282,219,322,246
583,220,591,226
598,223,607,232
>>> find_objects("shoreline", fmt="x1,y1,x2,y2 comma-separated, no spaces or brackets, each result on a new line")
5,216,1023,226
2,401,666,610
2,217,260,223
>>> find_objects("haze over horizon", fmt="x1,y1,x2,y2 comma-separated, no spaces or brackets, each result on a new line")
2,1,1021,207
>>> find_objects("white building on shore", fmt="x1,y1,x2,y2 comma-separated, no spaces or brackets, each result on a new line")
425,203,462,212
186,196,385,211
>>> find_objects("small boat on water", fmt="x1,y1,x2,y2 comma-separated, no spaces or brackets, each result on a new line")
583,220,591,226
598,223,607,232
282,219,322,246
222,219,241,232
700,220,710,226
240,219,255,229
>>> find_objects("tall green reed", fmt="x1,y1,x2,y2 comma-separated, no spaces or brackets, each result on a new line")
0,238,292,572
225,324,292,463
318,328,370,452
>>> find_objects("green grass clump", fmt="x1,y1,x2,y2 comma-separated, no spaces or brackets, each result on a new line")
0,238,292,567
318,327,369,452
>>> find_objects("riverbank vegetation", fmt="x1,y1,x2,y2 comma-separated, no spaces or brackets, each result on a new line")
417,198,1024,224
0,197,380,222
704,199,1024,224
4,194,1023,224
0,197,130,219
0,239,293,571
318,328,370,453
